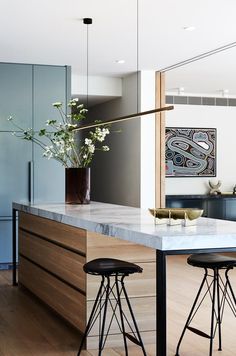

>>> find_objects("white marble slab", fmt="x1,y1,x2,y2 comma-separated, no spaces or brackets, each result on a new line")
13,201,236,251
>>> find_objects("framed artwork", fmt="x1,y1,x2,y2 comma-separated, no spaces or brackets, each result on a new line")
165,127,216,177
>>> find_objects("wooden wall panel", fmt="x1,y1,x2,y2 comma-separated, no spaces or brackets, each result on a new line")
19,229,86,292
19,211,86,253
19,256,86,332
155,71,166,208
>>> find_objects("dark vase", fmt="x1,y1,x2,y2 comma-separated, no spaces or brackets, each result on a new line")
65,167,90,204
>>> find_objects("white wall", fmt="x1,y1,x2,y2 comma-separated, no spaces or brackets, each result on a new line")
166,104,236,195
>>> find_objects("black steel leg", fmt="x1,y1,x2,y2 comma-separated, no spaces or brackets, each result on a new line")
209,269,217,356
115,275,129,356
77,277,105,355
216,270,222,351
121,276,147,356
98,276,110,355
12,208,17,286
175,269,208,356
156,250,167,356
225,268,236,306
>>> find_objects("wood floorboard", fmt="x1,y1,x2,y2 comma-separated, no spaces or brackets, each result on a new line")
0,255,236,355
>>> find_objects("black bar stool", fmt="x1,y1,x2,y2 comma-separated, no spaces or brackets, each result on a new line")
77,258,147,356
175,253,236,356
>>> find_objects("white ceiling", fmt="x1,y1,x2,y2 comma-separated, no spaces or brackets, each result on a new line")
1,0,236,96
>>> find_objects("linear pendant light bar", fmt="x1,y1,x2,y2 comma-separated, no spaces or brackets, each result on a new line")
73,105,174,131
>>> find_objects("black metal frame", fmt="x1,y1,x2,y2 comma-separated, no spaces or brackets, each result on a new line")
12,208,236,356
77,273,147,356
156,248,236,356
174,265,236,356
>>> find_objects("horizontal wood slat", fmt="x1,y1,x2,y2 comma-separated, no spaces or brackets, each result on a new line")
87,231,156,262
19,212,86,254
19,256,86,332
19,229,86,292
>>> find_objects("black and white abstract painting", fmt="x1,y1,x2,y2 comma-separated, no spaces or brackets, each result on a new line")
165,128,216,177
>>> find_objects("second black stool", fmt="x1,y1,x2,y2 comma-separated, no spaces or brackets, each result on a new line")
175,253,236,356
77,258,147,356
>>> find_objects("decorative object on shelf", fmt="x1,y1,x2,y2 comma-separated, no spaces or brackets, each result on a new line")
149,208,203,226
233,185,236,195
165,127,216,177
8,98,111,204
209,179,221,195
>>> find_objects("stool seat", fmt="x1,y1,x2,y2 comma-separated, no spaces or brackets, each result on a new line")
84,258,143,276
187,253,236,269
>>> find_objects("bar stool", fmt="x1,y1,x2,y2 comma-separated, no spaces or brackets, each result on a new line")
77,258,147,356
175,253,236,356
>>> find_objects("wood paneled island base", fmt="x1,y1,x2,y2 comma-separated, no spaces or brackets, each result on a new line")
18,211,156,349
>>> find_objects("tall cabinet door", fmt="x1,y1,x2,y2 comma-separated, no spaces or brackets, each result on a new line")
0,63,32,130
33,65,70,203
0,63,32,264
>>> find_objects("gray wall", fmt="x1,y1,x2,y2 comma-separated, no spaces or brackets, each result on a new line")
88,73,141,207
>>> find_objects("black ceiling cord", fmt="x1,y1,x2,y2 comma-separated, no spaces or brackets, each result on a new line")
83,18,93,110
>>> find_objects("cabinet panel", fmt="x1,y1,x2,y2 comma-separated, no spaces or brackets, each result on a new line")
19,212,86,254
0,63,32,130
33,65,67,130
33,65,68,202
207,199,225,219
225,199,236,221
0,133,31,216
19,256,86,332
19,229,86,291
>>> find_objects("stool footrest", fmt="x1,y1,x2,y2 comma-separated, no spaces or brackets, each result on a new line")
187,326,212,339
124,332,142,346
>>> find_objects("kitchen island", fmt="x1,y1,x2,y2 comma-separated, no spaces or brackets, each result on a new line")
12,201,236,355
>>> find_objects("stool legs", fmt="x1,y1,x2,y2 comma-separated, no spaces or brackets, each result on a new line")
77,276,105,356
175,269,208,356
216,269,222,351
77,274,146,356
115,275,129,355
120,276,147,356
209,269,217,356
176,267,236,356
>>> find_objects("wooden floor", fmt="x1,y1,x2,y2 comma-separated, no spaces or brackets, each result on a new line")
0,255,236,355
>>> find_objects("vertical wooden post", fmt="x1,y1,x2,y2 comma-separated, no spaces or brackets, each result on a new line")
155,72,166,208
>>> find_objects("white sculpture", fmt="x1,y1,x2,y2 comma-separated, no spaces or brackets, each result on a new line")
209,180,222,195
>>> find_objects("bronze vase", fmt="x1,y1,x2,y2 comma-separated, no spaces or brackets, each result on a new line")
65,167,90,204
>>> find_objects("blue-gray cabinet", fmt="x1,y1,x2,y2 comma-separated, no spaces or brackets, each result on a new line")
166,195,236,221
0,62,71,264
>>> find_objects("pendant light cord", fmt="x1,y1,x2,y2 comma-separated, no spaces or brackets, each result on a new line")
137,0,139,113
83,18,93,110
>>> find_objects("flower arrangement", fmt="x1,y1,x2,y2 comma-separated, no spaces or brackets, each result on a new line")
8,98,110,168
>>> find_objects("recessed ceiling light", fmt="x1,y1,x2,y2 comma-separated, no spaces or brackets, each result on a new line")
183,26,196,31
115,59,125,64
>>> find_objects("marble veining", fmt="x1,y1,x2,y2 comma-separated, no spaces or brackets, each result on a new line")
13,201,236,251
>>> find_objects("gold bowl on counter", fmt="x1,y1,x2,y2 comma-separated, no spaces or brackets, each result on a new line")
148,208,204,226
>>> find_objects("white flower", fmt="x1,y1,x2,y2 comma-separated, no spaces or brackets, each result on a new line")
88,144,95,153
83,154,87,159
85,138,92,145
52,102,62,108
102,145,109,151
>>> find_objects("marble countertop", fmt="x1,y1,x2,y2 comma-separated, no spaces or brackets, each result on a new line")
13,201,236,252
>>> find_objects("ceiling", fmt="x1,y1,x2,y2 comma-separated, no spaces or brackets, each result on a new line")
1,0,236,96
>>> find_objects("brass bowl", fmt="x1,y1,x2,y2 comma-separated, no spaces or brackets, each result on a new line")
148,208,204,221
